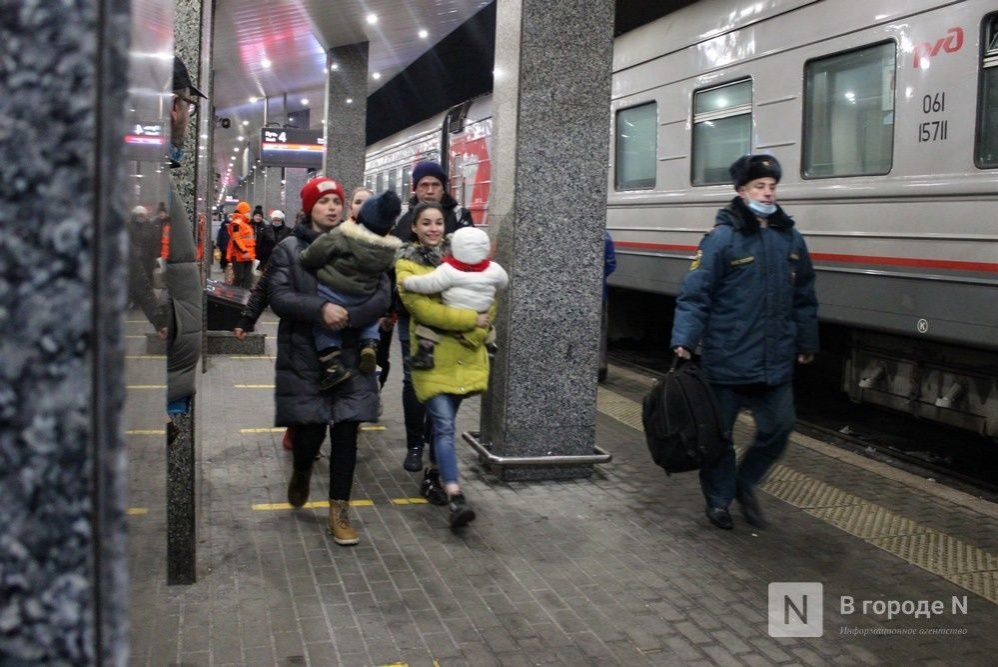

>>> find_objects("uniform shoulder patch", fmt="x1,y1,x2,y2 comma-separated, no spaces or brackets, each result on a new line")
689,249,703,271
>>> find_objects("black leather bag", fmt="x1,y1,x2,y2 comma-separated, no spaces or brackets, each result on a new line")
642,357,730,474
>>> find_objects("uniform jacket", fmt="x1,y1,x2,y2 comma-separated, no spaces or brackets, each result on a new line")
298,219,402,296
396,243,494,403
671,196,819,386
268,223,391,426
227,213,256,262
402,259,508,312
393,191,473,244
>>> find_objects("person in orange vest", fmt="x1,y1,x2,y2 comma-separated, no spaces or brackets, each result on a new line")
227,200,257,288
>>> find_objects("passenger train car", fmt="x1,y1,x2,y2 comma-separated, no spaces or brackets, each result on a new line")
365,0,998,439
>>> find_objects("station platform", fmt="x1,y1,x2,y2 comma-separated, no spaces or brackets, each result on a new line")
125,312,998,666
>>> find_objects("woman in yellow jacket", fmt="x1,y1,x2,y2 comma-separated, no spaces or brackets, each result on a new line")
396,202,493,529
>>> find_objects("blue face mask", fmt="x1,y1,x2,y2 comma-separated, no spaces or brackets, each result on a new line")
746,199,777,217
168,142,184,167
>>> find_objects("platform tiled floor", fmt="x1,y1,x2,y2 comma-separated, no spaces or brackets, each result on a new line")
126,313,998,666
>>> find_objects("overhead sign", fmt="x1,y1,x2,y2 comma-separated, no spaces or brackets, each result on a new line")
260,128,324,168
123,121,166,161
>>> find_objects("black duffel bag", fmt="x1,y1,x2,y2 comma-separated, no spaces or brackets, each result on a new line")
642,357,730,474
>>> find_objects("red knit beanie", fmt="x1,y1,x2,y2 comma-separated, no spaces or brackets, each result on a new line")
300,178,345,218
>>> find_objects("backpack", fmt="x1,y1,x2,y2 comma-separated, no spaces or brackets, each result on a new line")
642,357,730,474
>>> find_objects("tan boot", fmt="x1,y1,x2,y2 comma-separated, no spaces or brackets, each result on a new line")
328,500,359,546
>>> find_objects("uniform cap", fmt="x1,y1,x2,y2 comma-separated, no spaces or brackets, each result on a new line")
729,154,782,189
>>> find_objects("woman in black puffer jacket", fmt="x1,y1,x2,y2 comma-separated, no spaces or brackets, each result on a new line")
267,177,390,546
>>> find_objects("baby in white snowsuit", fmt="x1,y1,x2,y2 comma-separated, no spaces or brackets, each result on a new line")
401,226,508,369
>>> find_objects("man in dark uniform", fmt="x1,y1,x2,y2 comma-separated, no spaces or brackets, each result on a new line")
671,155,818,530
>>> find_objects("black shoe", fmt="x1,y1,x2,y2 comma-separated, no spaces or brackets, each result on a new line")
358,339,379,374
737,486,767,528
705,506,733,530
448,493,476,529
409,347,435,370
403,446,423,472
287,467,312,508
421,468,448,506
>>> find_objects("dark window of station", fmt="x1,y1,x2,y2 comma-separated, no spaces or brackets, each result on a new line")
976,14,998,168
803,41,895,178
691,79,753,186
376,171,385,192
388,167,398,192
401,165,412,194
614,102,657,190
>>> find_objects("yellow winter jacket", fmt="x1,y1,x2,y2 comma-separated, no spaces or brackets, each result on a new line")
395,255,494,403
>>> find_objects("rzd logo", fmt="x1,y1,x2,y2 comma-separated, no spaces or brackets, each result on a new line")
913,27,963,69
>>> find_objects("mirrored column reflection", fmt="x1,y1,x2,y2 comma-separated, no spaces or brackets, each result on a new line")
123,0,174,611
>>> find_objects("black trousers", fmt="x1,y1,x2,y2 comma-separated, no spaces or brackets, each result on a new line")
377,324,392,388
292,422,359,501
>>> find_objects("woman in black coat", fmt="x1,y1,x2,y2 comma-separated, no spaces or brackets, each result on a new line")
267,177,390,546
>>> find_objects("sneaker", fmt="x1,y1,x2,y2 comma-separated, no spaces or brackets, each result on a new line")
403,446,423,472
448,493,476,529
358,339,378,374
409,346,435,370
420,468,448,506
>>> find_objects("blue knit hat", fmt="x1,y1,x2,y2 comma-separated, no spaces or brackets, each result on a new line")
411,161,447,189
358,190,402,236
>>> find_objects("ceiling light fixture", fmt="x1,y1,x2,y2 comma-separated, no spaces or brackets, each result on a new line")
301,98,309,106
372,72,381,80
418,29,428,39
345,98,353,105
366,13,378,25
249,96,258,103
242,120,249,126
330,62,339,71
261,58,272,69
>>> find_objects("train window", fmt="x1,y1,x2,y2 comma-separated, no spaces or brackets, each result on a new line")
376,171,385,192
615,102,657,190
691,80,752,185
803,42,895,178
388,168,397,192
402,166,411,194
976,14,998,168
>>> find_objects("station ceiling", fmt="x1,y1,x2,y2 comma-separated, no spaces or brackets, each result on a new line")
208,0,696,193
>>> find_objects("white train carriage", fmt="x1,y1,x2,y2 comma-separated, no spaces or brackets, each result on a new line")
366,0,998,437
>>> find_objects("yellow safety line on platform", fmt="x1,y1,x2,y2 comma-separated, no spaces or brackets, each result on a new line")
596,385,998,604
125,335,146,339
241,428,285,433
126,385,166,389
126,430,165,435
252,499,374,511
126,355,165,359
234,384,274,388
390,498,429,505
230,356,276,360
360,425,386,431
127,508,149,516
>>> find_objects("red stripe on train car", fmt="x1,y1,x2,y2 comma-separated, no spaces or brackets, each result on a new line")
612,241,998,273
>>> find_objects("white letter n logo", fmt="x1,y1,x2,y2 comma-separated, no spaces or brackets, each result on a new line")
769,583,823,637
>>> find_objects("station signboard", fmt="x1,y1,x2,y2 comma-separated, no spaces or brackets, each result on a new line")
260,128,324,168
124,121,166,162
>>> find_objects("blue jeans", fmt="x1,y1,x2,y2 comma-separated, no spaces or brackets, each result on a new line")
699,382,795,509
314,284,379,351
423,394,464,486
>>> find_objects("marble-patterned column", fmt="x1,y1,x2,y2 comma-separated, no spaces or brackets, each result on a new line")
263,168,285,215
0,1,132,663
167,0,206,586
324,42,368,193
478,0,615,481
285,167,311,218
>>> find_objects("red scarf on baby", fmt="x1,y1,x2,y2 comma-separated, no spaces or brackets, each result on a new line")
444,256,490,272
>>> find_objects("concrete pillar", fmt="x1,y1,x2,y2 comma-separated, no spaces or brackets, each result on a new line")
324,42,368,193
477,0,615,481
167,0,207,586
285,168,311,219
264,167,285,215
0,0,138,662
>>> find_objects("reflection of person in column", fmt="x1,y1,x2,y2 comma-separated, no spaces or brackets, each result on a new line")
163,55,206,413
598,230,616,383
127,205,168,338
